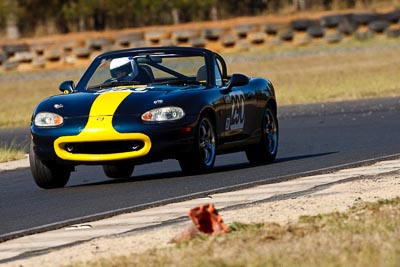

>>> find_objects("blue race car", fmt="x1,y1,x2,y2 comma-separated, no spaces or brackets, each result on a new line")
30,46,278,188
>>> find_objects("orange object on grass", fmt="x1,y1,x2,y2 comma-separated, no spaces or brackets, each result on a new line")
189,204,228,234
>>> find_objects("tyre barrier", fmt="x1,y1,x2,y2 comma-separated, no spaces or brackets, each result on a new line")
386,27,400,38
307,25,325,38
381,9,400,23
247,32,266,44
220,34,238,47
338,20,359,35
325,31,343,43
2,60,19,71
74,46,91,58
159,39,174,46
350,12,380,25
203,27,226,41
129,39,147,48
116,32,144,47
354,29,374,41
263,23,281,35
86,37,114,51
321,14,346,28
236,39,252,51
30,42,51,55
291,18,318,31
144,29,170,45
44,48,63,62
2,43,30,57
32,57,46,68
1,9,399,71
189,37,207,47
278,29,294,41
62,39,81,52
0,52,6,64
171,29,199,44
294,34,312,46
13,51,35,63
368,20,390,33
234,24,258,38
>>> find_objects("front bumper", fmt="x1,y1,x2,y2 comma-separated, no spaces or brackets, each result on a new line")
54,132,151,162
31,114,197,164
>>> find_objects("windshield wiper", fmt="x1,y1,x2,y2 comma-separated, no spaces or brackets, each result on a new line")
87,80,141,90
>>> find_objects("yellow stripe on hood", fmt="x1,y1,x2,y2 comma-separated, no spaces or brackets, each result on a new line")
54,91,151,162
90,90,131,116
80,91,130,134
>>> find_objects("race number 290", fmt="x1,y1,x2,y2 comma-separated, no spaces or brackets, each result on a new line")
228,91,245,130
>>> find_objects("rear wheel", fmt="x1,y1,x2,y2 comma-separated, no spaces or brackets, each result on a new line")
179,116,216,174
29,142,71,189
103,164,134,179
246,105,278,164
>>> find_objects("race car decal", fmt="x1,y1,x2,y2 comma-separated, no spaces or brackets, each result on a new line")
54,91,151,162
96,86,148,94
226,91,245,130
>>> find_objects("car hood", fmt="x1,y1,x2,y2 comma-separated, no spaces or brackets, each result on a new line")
34,86,201,118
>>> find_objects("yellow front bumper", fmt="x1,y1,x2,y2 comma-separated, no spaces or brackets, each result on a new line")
54,130,151,162
54,90,151,162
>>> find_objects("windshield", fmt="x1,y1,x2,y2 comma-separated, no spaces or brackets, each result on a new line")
85,52,207,90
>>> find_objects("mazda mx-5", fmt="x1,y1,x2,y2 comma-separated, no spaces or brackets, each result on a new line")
30,46,278,189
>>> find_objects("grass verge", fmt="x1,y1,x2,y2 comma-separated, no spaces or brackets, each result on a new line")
1,38,400,128
227,38,400,105
73,197,400,267
0,140,27,163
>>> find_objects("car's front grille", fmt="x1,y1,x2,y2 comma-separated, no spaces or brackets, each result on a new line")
63,141,145,154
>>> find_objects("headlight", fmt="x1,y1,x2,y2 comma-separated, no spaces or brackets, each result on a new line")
141,106,185,122
34,112,64,127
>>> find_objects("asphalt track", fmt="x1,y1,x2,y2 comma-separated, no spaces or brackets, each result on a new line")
0,97,399,241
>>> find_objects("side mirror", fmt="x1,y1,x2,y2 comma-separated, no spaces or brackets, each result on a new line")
221,73,249,93
59,80,75,94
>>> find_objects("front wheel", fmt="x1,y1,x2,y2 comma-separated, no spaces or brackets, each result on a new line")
179,116,216,174
103,164,134,179
246,105,279,164
29,142,71,189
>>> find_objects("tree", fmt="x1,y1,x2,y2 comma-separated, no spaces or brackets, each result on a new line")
0,0,20,39
295,0,306,11
0,0,392,38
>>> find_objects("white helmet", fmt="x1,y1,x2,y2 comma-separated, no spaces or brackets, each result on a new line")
110,57,138,80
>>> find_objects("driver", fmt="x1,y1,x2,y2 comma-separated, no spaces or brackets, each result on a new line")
109,57,138,81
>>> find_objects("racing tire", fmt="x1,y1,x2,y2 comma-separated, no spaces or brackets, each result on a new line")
246,105,278,164
307,25,325,38
278,29,294,41
350,13,379,26
264,23,280,35
325,32,343,44
387,28,400,38
103,164,134,179
179,116,216,174
381,10,400,23
368,21,389,33
338,20,358,35
290,19,316,31
29,142,71,189
203,27,225,41
321,14,345,28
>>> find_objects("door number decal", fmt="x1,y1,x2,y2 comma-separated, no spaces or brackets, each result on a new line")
225,91,245,130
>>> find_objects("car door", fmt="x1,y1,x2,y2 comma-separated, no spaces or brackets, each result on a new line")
214,59,255,143
222,82,255,143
